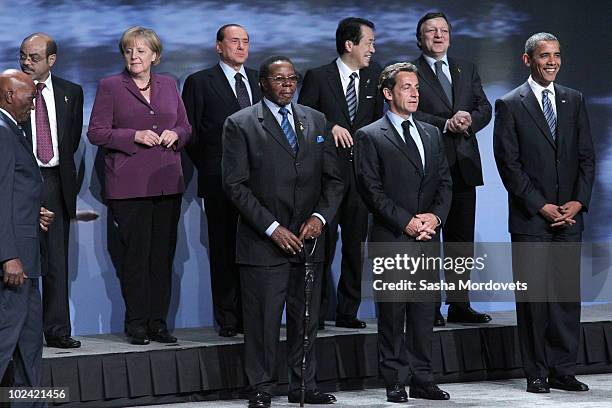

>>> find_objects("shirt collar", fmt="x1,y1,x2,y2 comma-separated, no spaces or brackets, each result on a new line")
0,107,18,126
423,53,449,70
263,97,292,115
219,60,247,80
34,72,53,91
528,75,555,97
386,110,414,130
336,57,359,81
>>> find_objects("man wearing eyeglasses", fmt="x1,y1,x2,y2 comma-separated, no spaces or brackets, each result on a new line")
222,56,343,408
299,17,383,331
19,33,84,350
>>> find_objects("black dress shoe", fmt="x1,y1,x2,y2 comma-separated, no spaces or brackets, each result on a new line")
288,389,336,404
149,328,177,343
549,375,589,391
248,391,272,408
386,384,408,403
526,377,550,393
128,329,150,345
335,316,366,329
434,310,446,327
409,383,450,400
446,304,492,324
219,326,238,337
46,336,81,349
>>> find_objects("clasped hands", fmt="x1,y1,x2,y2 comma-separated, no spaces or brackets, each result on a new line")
135,129,179,148
405,213,438,241
447,110,472,133
539,201,582,228
271,216,323,255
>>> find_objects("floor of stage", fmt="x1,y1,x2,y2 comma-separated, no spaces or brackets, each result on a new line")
136,373,612,407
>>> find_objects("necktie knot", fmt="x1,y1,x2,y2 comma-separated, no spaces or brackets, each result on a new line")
349,72,358,80
36,82,46,92
278,107,289,116
235,72,243,80
401,120,412,132
434,60,444,69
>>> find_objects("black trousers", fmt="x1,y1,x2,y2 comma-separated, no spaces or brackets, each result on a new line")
109,194,181,335
241,262,323,394
202,176,242,330
40,167,72,340
439,185,476,306
377,301,435,386
512,231,582,379
321,163,368,320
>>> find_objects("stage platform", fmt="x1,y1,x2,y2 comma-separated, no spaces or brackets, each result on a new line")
42,304,612,407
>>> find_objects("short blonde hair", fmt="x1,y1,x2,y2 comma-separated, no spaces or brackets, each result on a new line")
119,26,162,65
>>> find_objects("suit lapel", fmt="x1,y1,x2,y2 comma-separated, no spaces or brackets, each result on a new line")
382,115,423,172
209,64,241,110
0,111,34,154
292,103,309,160
121,70,152,107
246,68,262,103
554,84,568,150
51,75,67,144
417,55,452,110
258,101,295,157
326,62,351,123
413,120,432,175
519,82,556,149
355,67,375,124
448,58,462,109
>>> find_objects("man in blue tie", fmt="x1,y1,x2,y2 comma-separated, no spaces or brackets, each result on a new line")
222,56,344,408
493,33,595,394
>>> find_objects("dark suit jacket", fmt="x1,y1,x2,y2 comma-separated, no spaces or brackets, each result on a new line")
88,70,191,199
298,60,384,176
222,101,344,266
413,55,491,187
0,111,43,278
354,115,452,246
493,82,595,235
182,64,261,197
21,75,83,218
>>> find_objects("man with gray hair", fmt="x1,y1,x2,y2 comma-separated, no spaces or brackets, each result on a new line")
354,62,452,402
493,33,594,393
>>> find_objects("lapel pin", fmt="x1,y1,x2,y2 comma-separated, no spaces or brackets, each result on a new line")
457,68,461,73
561,99,566,103
64,96,69,103
298,121,304,132
366,78,370,85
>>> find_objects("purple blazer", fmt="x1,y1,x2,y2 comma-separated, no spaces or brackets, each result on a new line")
87,70,191,199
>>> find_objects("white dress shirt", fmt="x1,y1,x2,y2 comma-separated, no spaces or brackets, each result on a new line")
527,75,557,116
219,61,253,104
336,57,360,100
386,110,425,167
30,74,59,167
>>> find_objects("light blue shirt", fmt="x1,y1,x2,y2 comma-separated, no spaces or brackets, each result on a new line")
423,53,452,85
219,61,253,104
261,98,326,237
386,111,425,167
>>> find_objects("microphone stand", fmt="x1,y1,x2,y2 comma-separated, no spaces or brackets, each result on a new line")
299,238,317,407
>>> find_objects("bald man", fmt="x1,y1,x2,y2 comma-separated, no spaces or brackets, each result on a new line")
20,33,84,349
0,70,54,390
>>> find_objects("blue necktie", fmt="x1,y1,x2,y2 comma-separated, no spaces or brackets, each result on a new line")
278,107,298,154
542,89,556,139
346,72,358,123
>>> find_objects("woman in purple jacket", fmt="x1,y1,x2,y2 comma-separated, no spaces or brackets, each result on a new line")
88,26,191,345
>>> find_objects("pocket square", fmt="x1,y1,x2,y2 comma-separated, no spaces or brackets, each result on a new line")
366,95,374,99
316,135,325,143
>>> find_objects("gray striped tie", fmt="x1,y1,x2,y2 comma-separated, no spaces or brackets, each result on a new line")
542,89,556,139
346,72,358,123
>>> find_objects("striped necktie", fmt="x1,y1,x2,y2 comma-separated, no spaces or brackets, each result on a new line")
278,107,298,154
542,89,556,139
346,72,358,123
235,72,251,109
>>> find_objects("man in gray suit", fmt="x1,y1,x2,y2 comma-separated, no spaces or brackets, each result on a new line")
0,70,54,391
222,56,343,408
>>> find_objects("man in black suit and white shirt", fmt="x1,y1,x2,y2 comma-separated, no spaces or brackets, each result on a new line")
493,32,594,394
411,12,492,326
299,17,383,329
223,56,343,408
20,33,83,349
183,24,262,337
354,62,452,402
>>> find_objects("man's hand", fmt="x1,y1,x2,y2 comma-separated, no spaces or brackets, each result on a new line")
415,213,438,241
331,125,353,148
134,130,160,146
448,111,472,133
39,207,55,232
2,258,26,287
159,129,179,149
404,217,421,238
298,216,323,241
551,201,582,228
271,225,303,255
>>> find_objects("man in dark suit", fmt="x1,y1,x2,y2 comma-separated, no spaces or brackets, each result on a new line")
0,69,54,393
412,12,492,326
183,24,261,337
493,32,594,394
20,33,83,349
299,17,383,329
223,56,343,408
355,62,452,402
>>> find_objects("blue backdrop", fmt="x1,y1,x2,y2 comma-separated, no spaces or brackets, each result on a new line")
0,0,610,334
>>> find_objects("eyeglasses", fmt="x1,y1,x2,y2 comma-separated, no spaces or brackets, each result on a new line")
267,75,299,84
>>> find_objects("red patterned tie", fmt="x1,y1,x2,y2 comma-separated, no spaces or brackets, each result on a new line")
35,82,53,164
